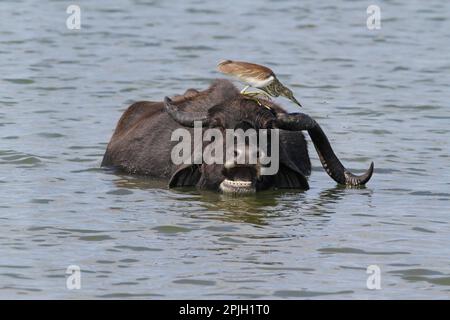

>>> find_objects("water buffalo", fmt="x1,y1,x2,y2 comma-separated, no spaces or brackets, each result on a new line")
101,79,373,193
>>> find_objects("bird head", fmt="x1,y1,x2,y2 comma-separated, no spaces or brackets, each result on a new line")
281,87,302,108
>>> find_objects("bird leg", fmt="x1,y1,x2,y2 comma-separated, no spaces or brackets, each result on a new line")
240,85,250,94
241,90,272,101
241,94,272,110
240,87,272,109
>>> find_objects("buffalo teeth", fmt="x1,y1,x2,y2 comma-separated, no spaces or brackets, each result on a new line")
223,179,252,187
219,179,255,193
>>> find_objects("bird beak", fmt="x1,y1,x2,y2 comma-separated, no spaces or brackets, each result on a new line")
291,96,303,108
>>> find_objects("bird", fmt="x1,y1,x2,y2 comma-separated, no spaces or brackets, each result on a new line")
217,60,303,108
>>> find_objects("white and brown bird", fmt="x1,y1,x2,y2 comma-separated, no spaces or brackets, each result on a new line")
217,60,303,107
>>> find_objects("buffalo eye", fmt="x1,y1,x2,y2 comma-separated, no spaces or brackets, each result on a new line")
262,119,274,129
209,118,223,129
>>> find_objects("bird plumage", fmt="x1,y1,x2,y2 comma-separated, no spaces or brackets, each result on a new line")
217,60,303,108
217,60,274,83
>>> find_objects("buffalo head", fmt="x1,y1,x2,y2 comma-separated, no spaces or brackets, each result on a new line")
164,80,373,194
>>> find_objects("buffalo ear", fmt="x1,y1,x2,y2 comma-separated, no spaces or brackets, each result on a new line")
274,164,309,190
168,165,201,188
273,137,310,190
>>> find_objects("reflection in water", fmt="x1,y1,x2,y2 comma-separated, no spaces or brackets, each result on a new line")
106,169,169,190
110,171,372,227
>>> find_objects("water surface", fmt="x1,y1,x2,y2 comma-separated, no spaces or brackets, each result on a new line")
0,0,449,299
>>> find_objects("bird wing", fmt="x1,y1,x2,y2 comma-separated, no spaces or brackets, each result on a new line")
217,60,274,82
